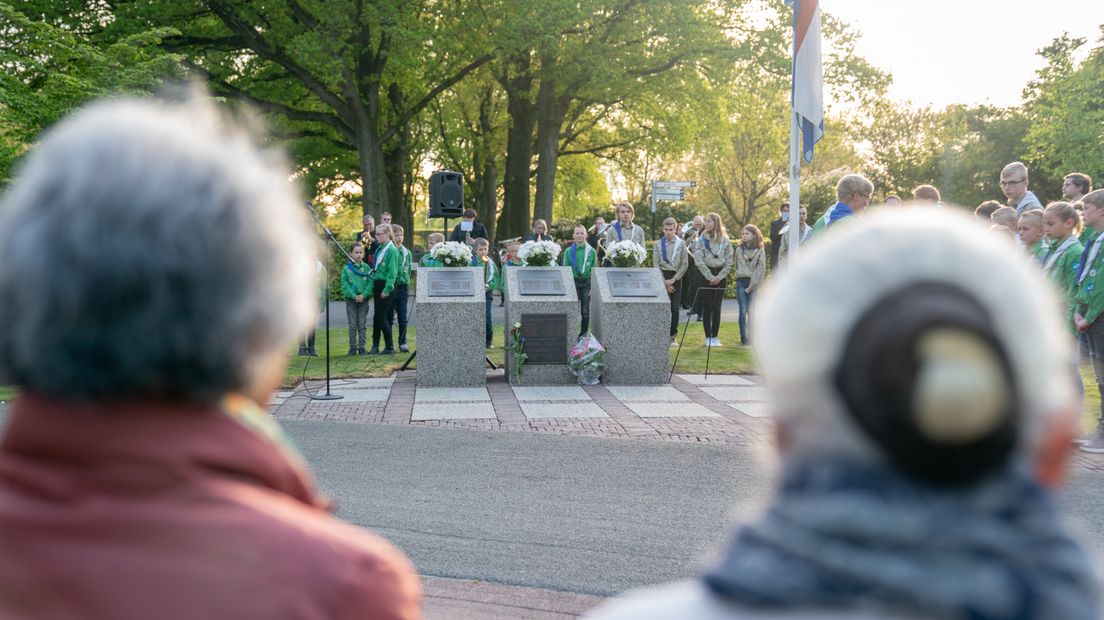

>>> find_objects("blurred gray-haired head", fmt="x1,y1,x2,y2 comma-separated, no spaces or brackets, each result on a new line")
754,208,1074,482
0,95,317,404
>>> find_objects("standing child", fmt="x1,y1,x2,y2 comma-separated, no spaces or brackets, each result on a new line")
694,212,734,347
562,224,597,336
733,224,766,345
369,224,399,355
1072,190,1104,453
1018,209,1049,264
471,238,499,348
420,232,445,267
653,217,688,345
390,225,413,353
990,207,1018,236
340,243,372,355
500,240,525,306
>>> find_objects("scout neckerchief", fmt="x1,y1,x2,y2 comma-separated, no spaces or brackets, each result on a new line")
703,235,724,258
613,220,634,242
660,235,681,265
373,241,392,269
1076,232,1102,284
345,260,370,278
739,244,761,270
569,243,591,278
471,255,493,287
1043,235,1078,275
400,246,411,274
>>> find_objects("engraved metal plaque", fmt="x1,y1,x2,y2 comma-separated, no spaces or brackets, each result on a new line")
517,269,567,296
607,270,658,297
426,269,475,297
520,314,567,364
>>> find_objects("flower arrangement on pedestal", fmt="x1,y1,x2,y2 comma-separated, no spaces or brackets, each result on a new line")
503,321,527,383
606,240,647,267
429,241,473,267
516,240,561,267
569,334,606,385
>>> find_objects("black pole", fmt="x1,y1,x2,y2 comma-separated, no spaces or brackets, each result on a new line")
304,202,343,401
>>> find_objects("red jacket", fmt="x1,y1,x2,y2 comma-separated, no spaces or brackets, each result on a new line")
0,394,421,620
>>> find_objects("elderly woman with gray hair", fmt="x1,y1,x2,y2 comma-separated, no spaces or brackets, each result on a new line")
0,96,420,619
587,209,1099,619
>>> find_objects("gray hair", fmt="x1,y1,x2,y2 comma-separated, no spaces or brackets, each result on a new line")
754,208,1072,470
0,96,316,403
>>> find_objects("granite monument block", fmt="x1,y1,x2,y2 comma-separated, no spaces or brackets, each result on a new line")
415,267,486,386
504,266,579,385
590,267,670,384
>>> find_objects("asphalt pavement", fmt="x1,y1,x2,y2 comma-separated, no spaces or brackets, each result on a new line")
284,421,1104,597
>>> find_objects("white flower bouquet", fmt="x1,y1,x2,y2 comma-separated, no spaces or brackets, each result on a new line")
606,240,647,267
429,241,473,267
517,240,561,267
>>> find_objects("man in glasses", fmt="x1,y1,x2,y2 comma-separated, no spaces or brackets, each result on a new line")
1000,161,1043,216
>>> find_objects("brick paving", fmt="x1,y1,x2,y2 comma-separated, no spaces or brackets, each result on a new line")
421,576,605,619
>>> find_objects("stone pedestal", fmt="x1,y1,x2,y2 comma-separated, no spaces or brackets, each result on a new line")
415,267,486,387
504,266,580,385
590,268,670,385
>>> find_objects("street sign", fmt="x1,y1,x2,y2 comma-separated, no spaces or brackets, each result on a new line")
654,191,685,200
654,181,696,188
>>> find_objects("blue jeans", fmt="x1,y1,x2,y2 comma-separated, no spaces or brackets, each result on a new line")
736,277,752,342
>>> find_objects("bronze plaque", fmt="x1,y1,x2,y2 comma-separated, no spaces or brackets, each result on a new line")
517,269,566,296
426,269,475,297
520,314,567,364
607,270,658,297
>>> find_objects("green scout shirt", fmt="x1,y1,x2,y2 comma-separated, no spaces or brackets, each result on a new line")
1027,238,1049,264
340,260,372,300
1073,230,1104,324
396,246,413,286
419,255,441,268
1043,235,1083,332
370,241,401,296
471,255,499,292
561,242,596,281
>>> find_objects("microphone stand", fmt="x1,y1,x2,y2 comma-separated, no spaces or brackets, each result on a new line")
304,202,364,401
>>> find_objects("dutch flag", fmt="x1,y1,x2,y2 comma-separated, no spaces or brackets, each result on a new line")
790,0,824,162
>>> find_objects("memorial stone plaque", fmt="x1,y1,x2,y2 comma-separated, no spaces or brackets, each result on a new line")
517,269,567,296
427,269,475,297
606,270,659,297
520,314,567,364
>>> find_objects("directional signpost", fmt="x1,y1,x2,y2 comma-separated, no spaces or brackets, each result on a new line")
650,180,696,238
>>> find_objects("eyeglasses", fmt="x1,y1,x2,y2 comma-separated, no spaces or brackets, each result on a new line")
1000,179,1026,187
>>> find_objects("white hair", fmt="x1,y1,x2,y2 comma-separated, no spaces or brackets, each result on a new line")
753,208,1073,468
0,95,316,403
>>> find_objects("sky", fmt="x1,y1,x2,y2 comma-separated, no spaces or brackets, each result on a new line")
822,0,1104,109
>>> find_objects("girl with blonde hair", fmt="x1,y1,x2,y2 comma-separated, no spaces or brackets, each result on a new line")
693,212,734,347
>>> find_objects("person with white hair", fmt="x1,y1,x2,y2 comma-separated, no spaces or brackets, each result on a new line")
586,209,1098,619
0,95,421,619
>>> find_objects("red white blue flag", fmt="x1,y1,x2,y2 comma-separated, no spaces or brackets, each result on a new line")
790,0,824,162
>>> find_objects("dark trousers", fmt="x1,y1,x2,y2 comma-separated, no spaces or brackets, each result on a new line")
485,292,494,347
662,270,682,337
701,278,727,339
1086,319,1104,424
390,284,409,345
682,257,699,309
346,299,369,350
299,329,316,352
575,280,591,335
372,281,394,349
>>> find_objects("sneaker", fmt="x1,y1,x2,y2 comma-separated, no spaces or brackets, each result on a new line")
381,348,396,355
347,348,357,356
399,344,409,353
307,347,318,357
704,337,714,347
670,338,679,348
367,346,378,355
1080,426,1104,453
298,346,309,356
713,339,723,347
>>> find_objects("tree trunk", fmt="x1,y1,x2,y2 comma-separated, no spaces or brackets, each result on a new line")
385,83,412,247
478,86,499,243
351,80,388,219
533,53,564,225
497,56,536,240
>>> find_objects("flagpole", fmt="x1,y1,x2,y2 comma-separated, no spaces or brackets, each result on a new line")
788,111,801,262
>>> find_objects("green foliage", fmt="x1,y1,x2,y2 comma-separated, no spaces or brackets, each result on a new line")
0,3,179,183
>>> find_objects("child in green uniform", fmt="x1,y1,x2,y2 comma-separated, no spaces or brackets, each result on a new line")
391,225,413,353
340,243,372,355
562,224,597,336
1018,209,1049,265
369,224,400,354
419,232,445,268
471,238,499,347
1072,190,1104,453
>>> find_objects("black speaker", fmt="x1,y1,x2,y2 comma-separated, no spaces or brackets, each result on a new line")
428,170,464,218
